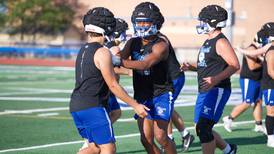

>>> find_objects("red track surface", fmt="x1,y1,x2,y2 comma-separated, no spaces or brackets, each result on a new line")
0,57,75,67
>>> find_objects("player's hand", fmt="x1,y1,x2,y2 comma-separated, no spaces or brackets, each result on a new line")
201,76,219,91
110,46,121,67
110,46,120,56
180,62,191,71
133,104,150,118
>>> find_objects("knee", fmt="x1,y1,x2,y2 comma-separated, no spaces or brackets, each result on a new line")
266,106,274,116
140,135,154,146
155,133,169,147
196,117,215,144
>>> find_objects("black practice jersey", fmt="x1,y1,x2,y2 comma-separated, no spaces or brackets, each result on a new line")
158,33,184,80
240,56,262,81
261,46,274,90
130,37,173,102
197,33,231,92
70,42,109,112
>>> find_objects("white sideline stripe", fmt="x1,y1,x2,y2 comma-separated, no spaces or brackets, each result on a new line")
37,113,59,117
0,97,69,102
0,120,256,153
117,118,135,122
0,107,68,115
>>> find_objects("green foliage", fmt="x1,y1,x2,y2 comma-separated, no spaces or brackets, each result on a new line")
5,0,75,39
0,0,7,28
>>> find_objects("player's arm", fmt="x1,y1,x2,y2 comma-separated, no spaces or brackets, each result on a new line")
266,50,274,79
120,38,134,59
94,47,149,117
201,38,240,90
114,67,132,76
245,45,262,70
121,41,168,70
236,43,271,56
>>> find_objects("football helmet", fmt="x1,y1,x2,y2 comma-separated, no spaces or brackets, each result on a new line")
196,5,228,34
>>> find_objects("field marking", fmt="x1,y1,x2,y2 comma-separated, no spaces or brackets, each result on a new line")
0,107,68,115
0,120,257,153
37,112,59,117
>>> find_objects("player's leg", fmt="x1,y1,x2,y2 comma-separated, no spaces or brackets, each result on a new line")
97,143,116,154
78,143,100,154
170,73,195,151
71,112,98,153
154,119,177,154
253,99,266,133
109,109,121,123
167,120,173,140
153,92,177,154
137,117,161,154
264,89,274,148
213,131,237,154
171,110,195,151
195,88,237,154
135,99,161,154
223,78,258,132
77,107,116,153
195,117,215,154
108,93,122,123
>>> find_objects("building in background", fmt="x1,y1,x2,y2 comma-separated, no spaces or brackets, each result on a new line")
0,0,273,63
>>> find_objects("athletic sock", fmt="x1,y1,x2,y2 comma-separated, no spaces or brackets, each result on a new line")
255,121,262,125
223,143,231,154
228,115,234,120
268,135,274,141
168,134,174,140
180,129,189,138
265,115,274,135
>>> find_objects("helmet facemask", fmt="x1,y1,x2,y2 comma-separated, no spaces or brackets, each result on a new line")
196,20,226,34
133,17,158,38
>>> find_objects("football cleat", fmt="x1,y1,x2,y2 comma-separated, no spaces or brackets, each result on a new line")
254,125,267,134
227,144,237,154
182,133,195,152
223,116,233,133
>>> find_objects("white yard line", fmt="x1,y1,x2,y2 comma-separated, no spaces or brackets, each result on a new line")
0,120,256,153
0,97,69,102
37,113,59,117
0,107,68,115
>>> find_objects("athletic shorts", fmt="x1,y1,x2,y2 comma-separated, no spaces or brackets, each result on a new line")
172,74,185,102
263,89,274,106
134,92,174,121
240,78,262,104
71,107,115,145
194,88,231,123
106,93,121,113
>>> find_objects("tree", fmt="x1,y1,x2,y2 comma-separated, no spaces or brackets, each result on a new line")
0,0,7,29
5,0,75,42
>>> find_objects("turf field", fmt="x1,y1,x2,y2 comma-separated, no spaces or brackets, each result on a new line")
0,65,272,154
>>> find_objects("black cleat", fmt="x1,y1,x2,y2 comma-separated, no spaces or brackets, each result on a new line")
182,134,195,152
227,144,237,154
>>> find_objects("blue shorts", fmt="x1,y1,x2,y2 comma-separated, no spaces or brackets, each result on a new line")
263,89,274,106
106,93,121,113
194,88,231,123
172,74,185,102
71,107,115,145
134,92,174,121
240,78,262,103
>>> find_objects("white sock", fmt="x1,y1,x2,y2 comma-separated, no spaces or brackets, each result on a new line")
223,144,231,154
168,134,173,140
180,129,189,138
268,135,274,141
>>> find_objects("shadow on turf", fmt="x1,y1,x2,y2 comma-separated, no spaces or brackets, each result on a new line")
117,135,267,153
